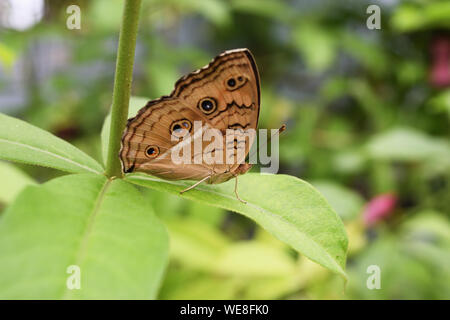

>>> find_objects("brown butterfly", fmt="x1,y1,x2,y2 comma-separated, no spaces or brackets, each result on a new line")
120,48,264,203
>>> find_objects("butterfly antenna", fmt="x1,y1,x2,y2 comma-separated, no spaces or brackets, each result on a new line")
247,124,286,161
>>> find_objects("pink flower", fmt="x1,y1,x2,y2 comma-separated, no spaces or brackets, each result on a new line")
430,37,450,88
363,193,397,227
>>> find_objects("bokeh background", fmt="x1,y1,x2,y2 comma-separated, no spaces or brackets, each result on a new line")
0,0,449,299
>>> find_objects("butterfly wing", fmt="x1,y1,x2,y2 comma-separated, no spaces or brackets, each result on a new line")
120,48,260,181
173,48,260,131
119,97,212,180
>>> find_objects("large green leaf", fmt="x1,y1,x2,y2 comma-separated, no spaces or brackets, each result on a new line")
365,127,450,163
127,173,348,279
0,161,36,205
0,113,104,174
0,174,169,299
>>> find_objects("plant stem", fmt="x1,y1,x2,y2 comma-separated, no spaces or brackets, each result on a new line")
105,0,142,178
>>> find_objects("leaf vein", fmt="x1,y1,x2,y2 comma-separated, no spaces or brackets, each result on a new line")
0,138,102,174
60,178,111,299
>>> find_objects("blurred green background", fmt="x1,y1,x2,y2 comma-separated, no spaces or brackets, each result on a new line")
0,0,449,299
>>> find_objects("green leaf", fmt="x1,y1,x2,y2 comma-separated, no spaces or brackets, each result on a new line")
0,113,104,174
162,0,231,26
0,42,16,70
87,0,123,32
167,219,230,271
365,127,450,163
167,220,297,277
0,174,169,299
312,180,365,221
127,173,348,279
332,149,366,174
293,22,337,72
241,275,300,300
401,211,450,247
0,161,36,204
160,239,300,299
340,31,388,77
101,96,148,165
230,0,291,21
391,2,450,32
427,89,450,117
186,200,226,226
161,271,240,300
214,241,297,277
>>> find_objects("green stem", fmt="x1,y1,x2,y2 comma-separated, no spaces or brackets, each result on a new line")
105,0,142,178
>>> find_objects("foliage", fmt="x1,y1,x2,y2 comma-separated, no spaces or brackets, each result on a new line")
0,0,449,300
0,174,168,299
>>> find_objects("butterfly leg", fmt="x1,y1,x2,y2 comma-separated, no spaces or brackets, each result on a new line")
233,174,247,204
180,175,211,194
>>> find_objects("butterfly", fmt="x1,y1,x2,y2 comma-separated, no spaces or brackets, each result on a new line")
120,48,267,203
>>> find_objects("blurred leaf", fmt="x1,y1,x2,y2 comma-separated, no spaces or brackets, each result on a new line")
365,127,450,163
147,0,231,26
214,242,296,277
162,274,240,300
312,180,365,221
391,4,428,32
101,96,148,165
254,227,289,250
280,103,319,163
259,89,293,129
348,212,450,300
230,0,290,20
400,212,450,297
0,174,169,299
391,2,450,32
170,0,231,26
141,188,186,220
340,32,388,77
320,77,349,102
167,219,230,271
427,89,450,117
332,149,367,175
348,79,391,129
0,113,103,174
347,236,436,299
0,42,16,69
163,234,299,299
293,22,337,72
169,222,296,276
241,275,298,300
401,211,450,246
396,60,426,86
296,256,333,287
304,272,346,300
186,200,225,226
146,59,180,97
0,162,36,205
345,221,366,255
87,0,123,32
127,173,348,279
